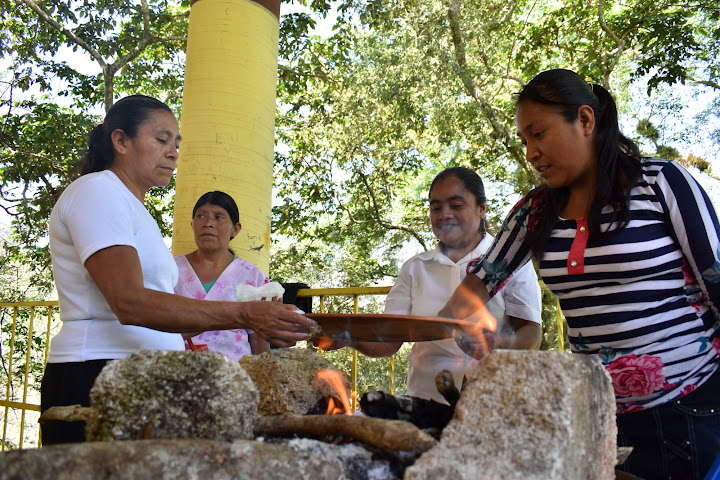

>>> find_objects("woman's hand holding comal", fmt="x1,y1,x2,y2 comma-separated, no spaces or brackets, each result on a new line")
238,300,318,348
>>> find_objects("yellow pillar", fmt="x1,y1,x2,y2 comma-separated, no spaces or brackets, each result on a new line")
172,0,280,273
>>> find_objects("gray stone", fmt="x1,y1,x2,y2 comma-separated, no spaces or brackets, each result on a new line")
404,350,617,480
0,439,390,480
240,347,351,416
87,350,258,441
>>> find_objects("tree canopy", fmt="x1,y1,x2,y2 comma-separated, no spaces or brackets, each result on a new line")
270,0,720,287
0,0,718,292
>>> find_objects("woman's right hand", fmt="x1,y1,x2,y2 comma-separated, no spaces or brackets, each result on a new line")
239,301,319,348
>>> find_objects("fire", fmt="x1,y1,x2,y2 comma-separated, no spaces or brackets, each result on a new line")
314,336,337,351
452,281,498,359
313,369,352,415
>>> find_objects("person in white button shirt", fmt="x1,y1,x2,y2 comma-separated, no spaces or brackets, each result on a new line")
338,167,543,403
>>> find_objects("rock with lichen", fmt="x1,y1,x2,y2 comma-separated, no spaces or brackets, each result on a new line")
239,348,351,416
404,350,617,480
86,350,258,441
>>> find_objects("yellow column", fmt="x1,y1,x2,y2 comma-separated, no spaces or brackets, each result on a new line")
172,0,280,273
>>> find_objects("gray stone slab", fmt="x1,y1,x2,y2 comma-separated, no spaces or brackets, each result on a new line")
404,350,616,480
0,438,392,480
240,347,351,416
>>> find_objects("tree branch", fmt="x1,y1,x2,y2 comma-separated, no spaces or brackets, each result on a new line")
17,0,107,68
597,0,626,81
688,77,720,91
103,0,154,111
255,414,437,452
480,0,516,32
19,0,179,112
355,169,428,251
278,64,331,82
158,36,188,43
446,0,530,173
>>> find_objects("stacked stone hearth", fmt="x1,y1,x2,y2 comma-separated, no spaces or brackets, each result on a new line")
0,348,617,480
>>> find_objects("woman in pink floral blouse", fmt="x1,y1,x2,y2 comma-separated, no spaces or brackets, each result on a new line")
174,191,271,360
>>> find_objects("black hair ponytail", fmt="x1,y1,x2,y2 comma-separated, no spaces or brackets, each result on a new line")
80,95,172,176
81,124,115,175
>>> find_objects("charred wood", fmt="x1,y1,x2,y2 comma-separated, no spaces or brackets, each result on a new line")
359,369,458,430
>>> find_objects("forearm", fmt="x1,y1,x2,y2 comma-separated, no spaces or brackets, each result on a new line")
114,288,245,333
439,273,490,319
84,245,315,347
494,322,542,350
249,333,270,355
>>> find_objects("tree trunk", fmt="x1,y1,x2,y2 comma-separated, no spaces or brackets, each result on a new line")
172,0,281,274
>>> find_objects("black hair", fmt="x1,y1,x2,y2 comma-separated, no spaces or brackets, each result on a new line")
81,95,173,175
516,69,642,257
192,191,241,254
429,166,488,235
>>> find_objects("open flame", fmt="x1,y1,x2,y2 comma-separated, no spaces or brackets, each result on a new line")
313,369,352,415
314,336,337,351
451,281,499,359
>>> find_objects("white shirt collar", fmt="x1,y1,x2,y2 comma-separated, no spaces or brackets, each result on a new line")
417,233,495,265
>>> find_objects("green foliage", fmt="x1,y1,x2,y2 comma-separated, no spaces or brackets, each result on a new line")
683,154,711,173
0,0,188,289
656,145,680,161
636,118,660,144
271,0,720,288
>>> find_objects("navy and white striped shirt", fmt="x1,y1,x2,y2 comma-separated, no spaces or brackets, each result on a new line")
470,158,720,411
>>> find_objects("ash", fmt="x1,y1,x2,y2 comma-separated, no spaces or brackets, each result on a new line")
261,436,421,480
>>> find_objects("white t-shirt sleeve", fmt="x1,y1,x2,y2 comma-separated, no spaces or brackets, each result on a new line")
501,261,542,324
61,177,137,264
383,262,413,315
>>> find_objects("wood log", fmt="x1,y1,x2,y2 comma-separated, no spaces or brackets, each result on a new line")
254,414,437,452
38,404,96,425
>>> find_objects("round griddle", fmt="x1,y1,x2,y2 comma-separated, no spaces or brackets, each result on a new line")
305,313,477,343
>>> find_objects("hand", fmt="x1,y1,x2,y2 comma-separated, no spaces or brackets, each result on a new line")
455,328,497,360
240,301,319,348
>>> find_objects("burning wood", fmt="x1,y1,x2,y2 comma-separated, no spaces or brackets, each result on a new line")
254,414,437,452
359,370,459,430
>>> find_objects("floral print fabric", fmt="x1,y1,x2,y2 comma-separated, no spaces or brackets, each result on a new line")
174,255,269,361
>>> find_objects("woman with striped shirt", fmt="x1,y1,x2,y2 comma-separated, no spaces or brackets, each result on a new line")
442,69,720,479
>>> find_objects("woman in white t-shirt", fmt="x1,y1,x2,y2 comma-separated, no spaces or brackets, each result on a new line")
42,95,317,445
322,167,542,402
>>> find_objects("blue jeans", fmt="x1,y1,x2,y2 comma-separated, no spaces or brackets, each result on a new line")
617,368,720,480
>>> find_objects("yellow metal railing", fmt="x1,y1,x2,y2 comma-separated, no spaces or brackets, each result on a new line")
0,301,61,450
0,287,565,450
298,287,393,411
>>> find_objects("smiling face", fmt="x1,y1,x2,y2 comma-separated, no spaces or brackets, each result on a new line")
192,203,241,253
429,175,486,261
110,109,181,200
516,100,597,192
